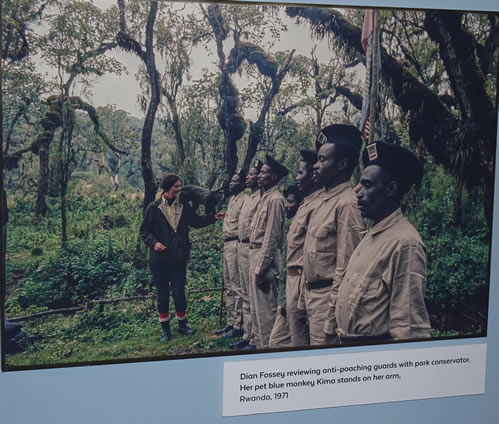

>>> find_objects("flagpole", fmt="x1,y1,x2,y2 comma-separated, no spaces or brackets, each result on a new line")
368,9,379,144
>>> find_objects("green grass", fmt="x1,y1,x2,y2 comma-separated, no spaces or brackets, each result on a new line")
4,295,233,369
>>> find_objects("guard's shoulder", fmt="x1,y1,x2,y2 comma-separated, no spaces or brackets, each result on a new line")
271,190,285,204
343,185,359,201
335,186,359,209
270,187,284,199
393,217,424,247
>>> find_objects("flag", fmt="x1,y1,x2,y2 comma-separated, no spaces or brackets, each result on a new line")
359,10,374,139
361,9,374,52
359,9,379,141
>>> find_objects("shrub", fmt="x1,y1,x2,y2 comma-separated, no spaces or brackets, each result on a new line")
406,163,490,334
11,238,128,310
425,231,489,332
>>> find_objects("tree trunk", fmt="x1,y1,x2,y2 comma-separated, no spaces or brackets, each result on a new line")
34,96,63,217
452,177,463,225
60,183,67,243
424,11,496,229
141,2,161,212
117,0,161,213
35,142,50,217
242,50,295,172
205,4,246,184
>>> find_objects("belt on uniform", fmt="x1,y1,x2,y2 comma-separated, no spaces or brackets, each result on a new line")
336,328,391,344
249,243,262,250
287,267,303,276
238,238,250,244
307,279,332,289
224,236,238,243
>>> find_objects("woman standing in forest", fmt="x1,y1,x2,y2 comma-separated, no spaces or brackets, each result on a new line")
140,173,223,342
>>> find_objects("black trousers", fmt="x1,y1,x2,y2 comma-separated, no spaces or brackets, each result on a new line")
149,263,188,316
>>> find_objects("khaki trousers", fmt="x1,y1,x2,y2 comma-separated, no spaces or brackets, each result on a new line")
269,305,292,348
248,247,279,349
286,272,308,346
237,242,252,341
303,285,330,345
223,240,242,329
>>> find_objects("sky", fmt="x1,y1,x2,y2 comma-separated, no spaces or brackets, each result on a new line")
32,0,352,118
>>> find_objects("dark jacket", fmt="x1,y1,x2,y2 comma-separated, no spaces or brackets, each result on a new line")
140,196,216,265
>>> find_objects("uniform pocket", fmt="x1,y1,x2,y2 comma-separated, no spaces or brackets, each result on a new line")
346,275,388,327
287,225,305,250
311,225,337,254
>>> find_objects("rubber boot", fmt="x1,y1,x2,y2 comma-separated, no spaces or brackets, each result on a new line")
229,338,249,350
160,321,171,342
178,319,195,336
216,324,233,335
223,327,243,339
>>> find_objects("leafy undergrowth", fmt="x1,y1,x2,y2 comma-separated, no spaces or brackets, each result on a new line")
4,189,232,369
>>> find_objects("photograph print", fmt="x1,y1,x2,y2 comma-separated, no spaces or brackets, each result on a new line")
2,0,498,370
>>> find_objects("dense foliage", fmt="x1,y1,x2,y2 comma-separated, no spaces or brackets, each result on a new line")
407,164,489,333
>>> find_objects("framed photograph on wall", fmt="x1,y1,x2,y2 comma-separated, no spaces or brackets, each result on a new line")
2,0,497,371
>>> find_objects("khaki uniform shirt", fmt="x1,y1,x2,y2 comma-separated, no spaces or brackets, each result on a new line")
334,209,431,340
286,189,322,271
303,182,365,284
238,190,261,241
223,191,248,239
249,185,285,275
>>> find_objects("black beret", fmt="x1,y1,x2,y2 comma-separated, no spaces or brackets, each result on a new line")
316,124,362,154
283,184,300,198
299,149,317,166
362,141,423,193
235,168,247,181
265,154,289,181
251,159,264,173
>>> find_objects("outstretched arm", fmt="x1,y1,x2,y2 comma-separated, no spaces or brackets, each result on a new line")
185,203,218,229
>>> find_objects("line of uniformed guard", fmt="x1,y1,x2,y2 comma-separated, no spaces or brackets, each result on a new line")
217,123,431,350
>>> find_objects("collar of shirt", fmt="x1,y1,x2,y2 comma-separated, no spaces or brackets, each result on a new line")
163,195,178,208
235,191,246,201
261,185,278,199
322,181,351,200
367,208,404,237
250,189,260,199
301,187,322,206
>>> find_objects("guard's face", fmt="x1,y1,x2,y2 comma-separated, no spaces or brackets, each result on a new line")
246,167,259,189
313,143,341,187
285,193,299,218
296,161,313,193
166,180,182,199
356,165,389,222
229,174,241,195
258,164,277,190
